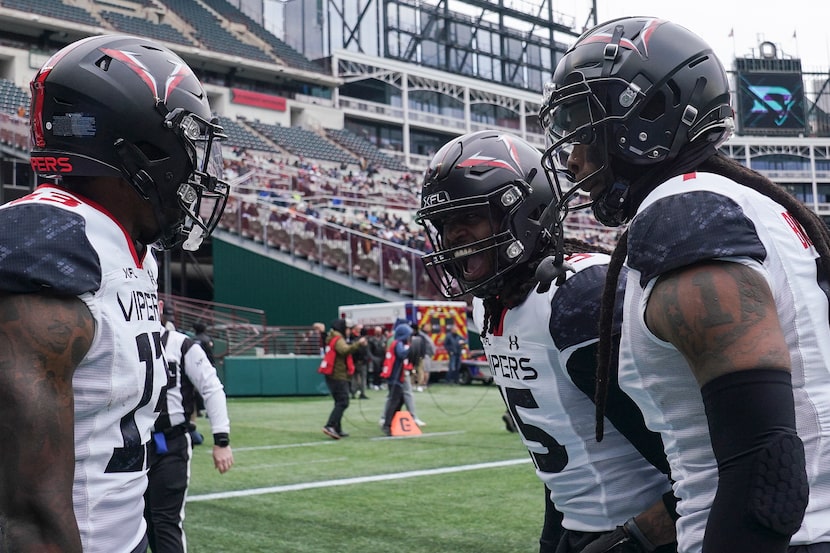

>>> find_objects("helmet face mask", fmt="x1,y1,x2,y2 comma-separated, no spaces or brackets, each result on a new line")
161,108,229,250
415,131,558,299
419,184,529,297
539,17,734,226
540,77,616,214
29,34,230,250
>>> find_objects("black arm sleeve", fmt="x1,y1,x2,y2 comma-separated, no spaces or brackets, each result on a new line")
701,368,808,553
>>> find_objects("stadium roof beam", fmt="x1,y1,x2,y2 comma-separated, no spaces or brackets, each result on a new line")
459,0,571,34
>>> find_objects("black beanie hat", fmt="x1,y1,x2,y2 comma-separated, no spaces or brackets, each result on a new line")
331,318,347,334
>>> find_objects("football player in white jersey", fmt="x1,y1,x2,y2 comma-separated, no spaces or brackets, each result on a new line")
541,16,830,553
0,35,228,553
416,130,678,553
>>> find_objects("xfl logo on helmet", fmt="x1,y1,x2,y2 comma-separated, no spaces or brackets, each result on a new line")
422,191,450,207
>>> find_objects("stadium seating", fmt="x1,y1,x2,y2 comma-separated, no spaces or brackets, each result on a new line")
199,0,325,73
161,0,276,64
217,116,275,152
325,128,410,172
99,10,194,47
248,121,359,166
2,0,100,27
0,79,29,118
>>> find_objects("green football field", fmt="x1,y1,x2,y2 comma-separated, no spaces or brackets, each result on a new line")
182,384,543,552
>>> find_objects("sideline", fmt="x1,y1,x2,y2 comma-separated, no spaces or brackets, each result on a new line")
188,458,530,502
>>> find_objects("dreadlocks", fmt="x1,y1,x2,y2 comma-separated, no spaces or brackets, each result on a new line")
480,237,609,337
594,152,830,441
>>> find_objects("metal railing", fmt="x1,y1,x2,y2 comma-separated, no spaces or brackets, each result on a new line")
161,294,322,364
217,190,446,301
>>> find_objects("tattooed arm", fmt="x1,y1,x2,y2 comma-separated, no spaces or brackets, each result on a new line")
645,261,806,553
644,260,791,384
0,293,93,553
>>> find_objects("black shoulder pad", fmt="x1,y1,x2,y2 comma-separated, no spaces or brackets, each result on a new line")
0,203,101,294
550,264,621,350
628,191,766,288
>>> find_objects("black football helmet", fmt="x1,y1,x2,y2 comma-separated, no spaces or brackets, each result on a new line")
539,17,734,226
29,34,229,250
415,130,560,299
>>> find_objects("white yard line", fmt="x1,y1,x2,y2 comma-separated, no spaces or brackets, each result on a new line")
219,430,467,453
230,441,341,452
188,458,531,502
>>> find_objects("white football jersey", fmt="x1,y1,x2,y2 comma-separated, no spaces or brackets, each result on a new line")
473,252,672,532
619,171,830,552
0,185,166,553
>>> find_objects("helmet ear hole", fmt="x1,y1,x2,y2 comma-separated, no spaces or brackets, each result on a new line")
640,91,665,122
135,141,168,162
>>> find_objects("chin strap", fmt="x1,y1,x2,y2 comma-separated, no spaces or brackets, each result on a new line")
534,220,573,293
592,178,631,227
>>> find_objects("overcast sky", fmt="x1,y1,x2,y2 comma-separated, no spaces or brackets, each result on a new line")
589,0,830,72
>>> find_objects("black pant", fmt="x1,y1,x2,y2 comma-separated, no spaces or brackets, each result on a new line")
145,431,192,553
370,361,384,387
382,382,405,431
325,376,351,432
351,363,368,397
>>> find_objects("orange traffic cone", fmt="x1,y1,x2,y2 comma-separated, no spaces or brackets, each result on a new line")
389,411,423,437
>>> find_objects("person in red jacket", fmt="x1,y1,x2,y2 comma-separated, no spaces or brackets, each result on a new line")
381,323,414,436
320,318,367,439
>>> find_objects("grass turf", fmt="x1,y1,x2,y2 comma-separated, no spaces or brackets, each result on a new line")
181,383,543,552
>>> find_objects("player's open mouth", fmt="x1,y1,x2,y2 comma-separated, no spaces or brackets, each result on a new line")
454,247,487,280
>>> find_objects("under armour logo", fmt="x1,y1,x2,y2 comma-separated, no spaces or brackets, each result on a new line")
508,335,519,350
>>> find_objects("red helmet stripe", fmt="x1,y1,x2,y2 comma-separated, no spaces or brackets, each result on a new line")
163,61,193,103
581,19,664,59
101,47,159,98
457,154,522,176
29,36,99,148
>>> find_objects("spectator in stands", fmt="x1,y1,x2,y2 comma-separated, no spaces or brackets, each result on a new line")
319,318,367,439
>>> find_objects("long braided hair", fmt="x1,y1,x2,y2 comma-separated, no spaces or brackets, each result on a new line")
480,237,609,337
594,152,830,440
